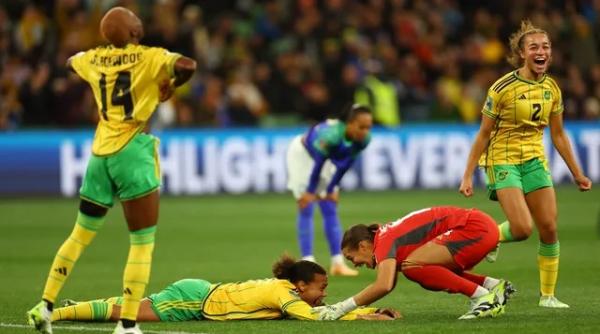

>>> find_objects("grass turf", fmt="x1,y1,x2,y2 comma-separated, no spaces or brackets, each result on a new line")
1,187,599,334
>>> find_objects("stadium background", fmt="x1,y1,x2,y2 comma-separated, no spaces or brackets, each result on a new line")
1,0,600,129
1,1,599,334
0,0,599,196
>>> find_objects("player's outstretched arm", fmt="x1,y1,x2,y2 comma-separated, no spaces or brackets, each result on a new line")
549,113,592,191
353,258,397,306
460,115,495,197
317,259,398,320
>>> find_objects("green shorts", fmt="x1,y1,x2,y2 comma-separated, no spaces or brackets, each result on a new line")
148,279,212,322
484,158,553,201
80,133,161,207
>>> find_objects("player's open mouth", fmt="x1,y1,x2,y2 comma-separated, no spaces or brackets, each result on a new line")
534,58,546,65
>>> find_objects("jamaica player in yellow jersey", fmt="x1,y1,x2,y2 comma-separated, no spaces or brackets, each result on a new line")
460,20,592,308
27,7,196,334
50,255,400,322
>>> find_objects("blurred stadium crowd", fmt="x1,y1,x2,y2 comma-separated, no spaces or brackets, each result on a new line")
1,0,599,130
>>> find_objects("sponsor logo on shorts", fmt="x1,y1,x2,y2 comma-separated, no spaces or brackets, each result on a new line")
497,170,509,181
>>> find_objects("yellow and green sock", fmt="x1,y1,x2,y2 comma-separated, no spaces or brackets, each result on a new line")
497,220,515,242
538,241,560,296
42,212,105,303
120,226,156,321
51,297,121,322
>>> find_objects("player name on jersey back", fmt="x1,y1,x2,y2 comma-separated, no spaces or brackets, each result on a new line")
90,52,143,67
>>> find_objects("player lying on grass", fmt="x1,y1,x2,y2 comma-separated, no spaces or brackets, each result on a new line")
51,255,400,322
315,206,515,320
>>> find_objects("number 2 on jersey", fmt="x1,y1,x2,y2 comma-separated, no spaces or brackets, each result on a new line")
99,71,134,120
531,103,541,121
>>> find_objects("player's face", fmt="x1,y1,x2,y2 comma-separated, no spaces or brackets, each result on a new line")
343,241,375,269
520,33,551,76
346,113,373,142
298,273,328,306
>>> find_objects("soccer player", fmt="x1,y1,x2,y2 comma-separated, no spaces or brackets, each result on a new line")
315,206,514,320
286,104,373,276
27,7,196,334
459,20,592,308
50,255,400,322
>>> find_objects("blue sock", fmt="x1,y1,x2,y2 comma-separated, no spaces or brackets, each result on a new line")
297,204,315,258
319,200,342,256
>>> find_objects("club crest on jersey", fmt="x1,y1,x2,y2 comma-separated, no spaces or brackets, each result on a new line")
544,91,552,100
497,170,509,181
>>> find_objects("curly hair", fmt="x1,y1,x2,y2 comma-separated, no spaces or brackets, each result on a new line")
506,19,549,67
272,254,326,283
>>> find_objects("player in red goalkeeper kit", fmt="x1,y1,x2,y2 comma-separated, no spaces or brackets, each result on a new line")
316,206,515,320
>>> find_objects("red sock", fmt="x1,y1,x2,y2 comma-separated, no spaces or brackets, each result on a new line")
460,271,486,286
403,266,478,297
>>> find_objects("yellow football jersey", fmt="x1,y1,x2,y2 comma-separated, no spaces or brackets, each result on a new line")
70,44,181,155
202,278,377,321
478,71,563,166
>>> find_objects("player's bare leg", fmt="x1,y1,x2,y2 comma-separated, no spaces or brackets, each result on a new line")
497,188,534,241
485,188,534,263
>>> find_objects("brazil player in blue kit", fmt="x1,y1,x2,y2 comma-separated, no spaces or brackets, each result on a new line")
27,7,196,334
286,105,373,276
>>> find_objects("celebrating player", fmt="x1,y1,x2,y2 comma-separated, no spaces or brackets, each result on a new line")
459,20,592,308
50,255,400,322
316,206,514,320
286,104,373,276
27,7,196,334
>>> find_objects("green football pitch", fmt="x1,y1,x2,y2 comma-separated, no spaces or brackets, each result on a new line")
1,187,599,334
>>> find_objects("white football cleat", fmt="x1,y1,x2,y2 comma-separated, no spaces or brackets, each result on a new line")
539,295,569,308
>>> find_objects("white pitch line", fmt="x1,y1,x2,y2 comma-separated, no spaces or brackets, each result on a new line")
0,322,209,334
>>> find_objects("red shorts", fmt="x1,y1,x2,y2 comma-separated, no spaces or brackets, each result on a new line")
432,209,499,270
